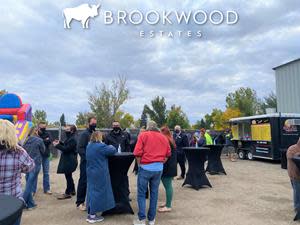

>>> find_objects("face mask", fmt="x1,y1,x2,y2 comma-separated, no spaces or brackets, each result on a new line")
89,124,97,131
40,128,46,133
175,130,180,134
113,127,121,133
65,131,72,137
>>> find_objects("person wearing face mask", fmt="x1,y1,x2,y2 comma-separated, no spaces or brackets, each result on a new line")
104,121,131,152
173,125,189,180
104,121,131,200
37,121,52,195
53,125,78,200
76,116,97,210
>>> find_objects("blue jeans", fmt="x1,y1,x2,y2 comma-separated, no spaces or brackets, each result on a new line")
291,179,300,211
137,167,162,221
34,156,50,193
23,164,41,208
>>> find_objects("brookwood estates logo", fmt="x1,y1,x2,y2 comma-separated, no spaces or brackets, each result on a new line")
63,2,239,39
63,3,101,29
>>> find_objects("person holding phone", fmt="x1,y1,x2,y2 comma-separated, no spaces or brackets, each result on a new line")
53,125,78,200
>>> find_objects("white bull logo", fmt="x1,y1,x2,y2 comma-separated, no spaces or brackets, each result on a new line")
63,4,101,29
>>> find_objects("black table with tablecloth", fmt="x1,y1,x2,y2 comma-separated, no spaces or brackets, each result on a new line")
103,152,135,215
281,149,288,169
0,195,24,225
292,156,300,171
291,157,300,221
205,145,227,175
182,147,212,190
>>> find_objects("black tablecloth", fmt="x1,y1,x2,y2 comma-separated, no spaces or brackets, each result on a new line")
292,156,300,171
0,195,23,225
294,211,300,221
291,157,300,221
281,149,288,169
182,147,212,190
205,145,227,175
103,152,135,215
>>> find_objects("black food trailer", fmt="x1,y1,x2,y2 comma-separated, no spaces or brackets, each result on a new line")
229,113,300,161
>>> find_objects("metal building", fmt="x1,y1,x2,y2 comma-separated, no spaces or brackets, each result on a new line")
273,58,300,113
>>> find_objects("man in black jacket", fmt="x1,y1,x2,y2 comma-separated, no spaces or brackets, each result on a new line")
76,116,97,210
173,125,189,180
37,122,52,195
104,121,131,152
105,121,131,200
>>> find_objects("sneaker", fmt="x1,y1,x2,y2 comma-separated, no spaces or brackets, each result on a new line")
86,215,104,223
158,206,172,213
71,191,76,196
57,194,72,200
133,218,146,225
77,203,87,211
149,219,155,225
44,190,52,195
176,176,184,180
159,203,166,208
24,205,37,211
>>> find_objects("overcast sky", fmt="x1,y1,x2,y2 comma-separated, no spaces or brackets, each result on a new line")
1,0,300,124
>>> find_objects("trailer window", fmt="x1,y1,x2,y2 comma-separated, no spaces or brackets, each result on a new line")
232,125,238,139
231,122,252,140
251,123,271,141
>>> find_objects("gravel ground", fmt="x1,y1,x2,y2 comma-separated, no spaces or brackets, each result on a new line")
21,157,298,225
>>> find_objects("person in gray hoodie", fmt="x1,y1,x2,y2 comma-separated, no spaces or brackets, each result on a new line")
23,127,45,210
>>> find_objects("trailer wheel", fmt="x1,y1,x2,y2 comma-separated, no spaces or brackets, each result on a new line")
238,150,246,160
247,151,254,160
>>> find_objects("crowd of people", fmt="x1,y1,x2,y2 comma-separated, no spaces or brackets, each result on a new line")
2,116,300,225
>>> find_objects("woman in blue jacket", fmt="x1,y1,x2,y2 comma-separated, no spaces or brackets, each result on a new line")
86,131,117,223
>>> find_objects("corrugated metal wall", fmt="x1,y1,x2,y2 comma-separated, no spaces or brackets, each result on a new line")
275,60,300,113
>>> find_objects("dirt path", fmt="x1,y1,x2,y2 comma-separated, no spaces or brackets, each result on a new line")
21,157,297,225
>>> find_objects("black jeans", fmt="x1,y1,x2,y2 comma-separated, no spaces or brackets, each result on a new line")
76,154,87,206
177,152,186,178
65,173,75,195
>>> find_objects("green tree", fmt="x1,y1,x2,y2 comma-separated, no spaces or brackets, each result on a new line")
226,87,262,116
60,113,66,126
140,106,148,128
144,96,167,127
166,105,190,129
120,113,134,128
204,114,213,129
76,112,87,127
48,121,60,128
88,76,129,128
221,108,242,129
193,119,206,130
134,119,141,128
211,108,224,130
113,110,134,128
32,110,47,125
262,92,277,113
0,89,7,96
114,110,125,121
76,112,95,127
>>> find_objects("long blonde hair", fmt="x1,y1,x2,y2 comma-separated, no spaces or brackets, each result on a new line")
0,119,18,150
90,131,103,143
